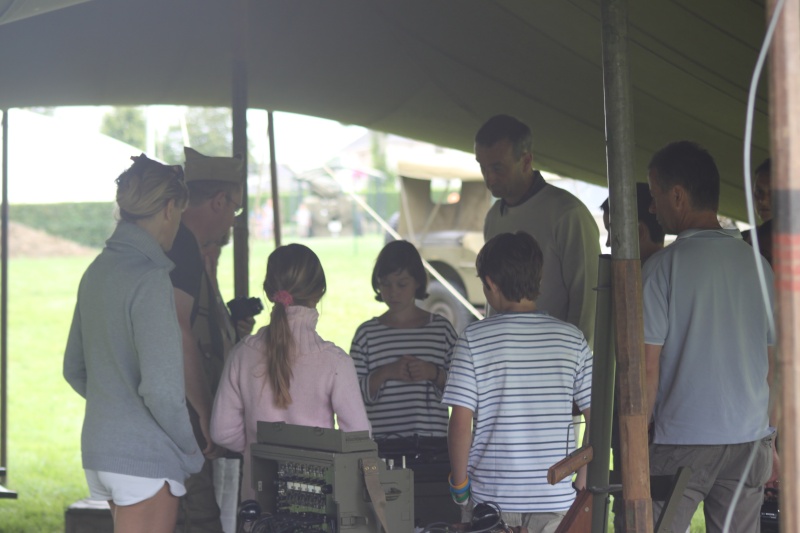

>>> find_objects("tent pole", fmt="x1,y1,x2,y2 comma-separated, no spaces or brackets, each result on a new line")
587,255,615,532
232,0,249,298
1,109,8,482
267,111,281,248
768,0,800,529
600,0,653,531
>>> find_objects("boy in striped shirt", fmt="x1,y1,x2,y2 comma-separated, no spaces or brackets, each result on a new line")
443,231,593,532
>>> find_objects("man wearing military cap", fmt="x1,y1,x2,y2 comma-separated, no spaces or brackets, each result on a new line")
167,147,245,533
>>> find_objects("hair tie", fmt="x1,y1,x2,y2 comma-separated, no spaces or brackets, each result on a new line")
273,290,294,307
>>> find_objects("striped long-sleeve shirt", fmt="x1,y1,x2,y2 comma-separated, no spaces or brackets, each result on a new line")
443,311,592,513
350,314,457,437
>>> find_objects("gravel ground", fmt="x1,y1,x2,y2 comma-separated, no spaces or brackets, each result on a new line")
4,221,96,258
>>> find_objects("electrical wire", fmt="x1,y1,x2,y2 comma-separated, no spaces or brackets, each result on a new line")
419,522,451,533
466,501,505,533
743,2,782,347
725,0,787,531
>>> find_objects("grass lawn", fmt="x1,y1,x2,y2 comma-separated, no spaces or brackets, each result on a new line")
0,231,706,532
0,234,386,533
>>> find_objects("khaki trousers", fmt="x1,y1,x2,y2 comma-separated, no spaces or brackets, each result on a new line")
650,433,774,533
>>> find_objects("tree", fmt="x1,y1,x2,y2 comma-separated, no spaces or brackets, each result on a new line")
157,125,185,165
157,107,257,169
370,131,388,176
184,107,234,156
101,107,146,150
25,107,56,117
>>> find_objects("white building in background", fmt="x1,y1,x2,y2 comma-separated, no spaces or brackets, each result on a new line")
5,108,144,204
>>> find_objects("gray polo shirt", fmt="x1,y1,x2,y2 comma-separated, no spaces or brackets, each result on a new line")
643,228,774,445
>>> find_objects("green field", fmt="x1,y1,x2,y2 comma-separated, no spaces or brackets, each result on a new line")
0,232,705,532
0,234,386,533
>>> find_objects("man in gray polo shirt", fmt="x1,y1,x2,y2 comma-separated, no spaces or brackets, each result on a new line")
643,141,777,532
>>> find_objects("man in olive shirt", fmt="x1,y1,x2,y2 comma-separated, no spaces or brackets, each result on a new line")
167,147,244,533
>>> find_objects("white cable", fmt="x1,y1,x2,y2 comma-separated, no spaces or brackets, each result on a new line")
724,0,786,531
742,0,782,341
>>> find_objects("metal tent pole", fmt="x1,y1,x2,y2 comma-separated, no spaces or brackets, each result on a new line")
267,111,281,248
232,0,249,298
1,109,8,483
587,255,616,532
599,0,653,531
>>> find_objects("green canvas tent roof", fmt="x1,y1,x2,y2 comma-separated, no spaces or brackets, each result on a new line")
0,0,771,219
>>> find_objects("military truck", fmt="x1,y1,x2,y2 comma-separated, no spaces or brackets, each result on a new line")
391,157,492,332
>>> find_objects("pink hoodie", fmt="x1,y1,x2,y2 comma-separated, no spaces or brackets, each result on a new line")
210,305,370,501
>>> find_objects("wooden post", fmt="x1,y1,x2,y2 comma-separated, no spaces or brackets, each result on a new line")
600,0,653,531
768,0,800,530
611,261,652,532
232,0,249,298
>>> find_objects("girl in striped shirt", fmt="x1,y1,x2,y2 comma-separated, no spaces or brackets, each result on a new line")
350,240,457,437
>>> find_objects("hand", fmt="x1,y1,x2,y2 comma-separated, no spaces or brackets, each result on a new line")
199,419,227,459
237,316,256,338
766,444,780,488
399,355,437,382
203,442,228,460
382,357,414,381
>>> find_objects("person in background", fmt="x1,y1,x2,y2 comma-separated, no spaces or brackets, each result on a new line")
644,141,777,532
210,244,370,502
200,229,256,357
350,240,457,438
743,158,773,265
477,114,599,466
444,231,592,533
295,202,312,238
753,158,773,228
600,182,665,264
476,114,600,347
755,219,773,266
198,229,256,533
166,147,245,533
64,155,203,533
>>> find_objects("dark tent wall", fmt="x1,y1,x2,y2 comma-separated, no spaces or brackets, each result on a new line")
0,0,770,220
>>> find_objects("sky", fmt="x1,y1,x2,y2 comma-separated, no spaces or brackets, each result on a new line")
50,106,368,173
7,108,145,203
6,105,610,226
2,106,368,204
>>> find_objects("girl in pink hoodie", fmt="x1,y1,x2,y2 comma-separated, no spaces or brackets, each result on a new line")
210,244,370,502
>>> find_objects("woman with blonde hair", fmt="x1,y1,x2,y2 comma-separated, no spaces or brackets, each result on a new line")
210,243,370,502
64,155,204,533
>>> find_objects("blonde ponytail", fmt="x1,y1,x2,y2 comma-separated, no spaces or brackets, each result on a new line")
262,244,327,408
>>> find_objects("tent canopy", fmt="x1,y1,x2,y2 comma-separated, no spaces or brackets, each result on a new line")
0,0,770,220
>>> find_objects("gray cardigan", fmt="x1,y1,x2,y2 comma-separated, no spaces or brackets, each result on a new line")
64,222,204,482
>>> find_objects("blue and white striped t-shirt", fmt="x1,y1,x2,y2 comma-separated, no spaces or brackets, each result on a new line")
443,312,593,513
350,314,457,437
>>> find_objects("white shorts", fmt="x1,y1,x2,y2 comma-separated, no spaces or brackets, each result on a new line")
85,470,186,506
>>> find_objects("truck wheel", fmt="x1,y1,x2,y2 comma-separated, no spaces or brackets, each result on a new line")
421,280,476,334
